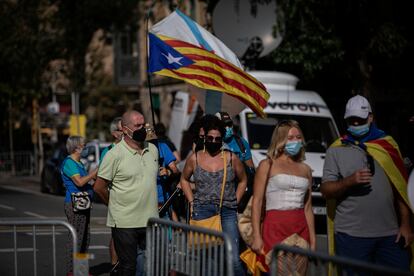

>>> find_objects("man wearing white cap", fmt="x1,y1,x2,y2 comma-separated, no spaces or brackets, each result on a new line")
321,95,413,272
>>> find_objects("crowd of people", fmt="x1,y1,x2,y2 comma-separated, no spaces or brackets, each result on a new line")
60,95,413,276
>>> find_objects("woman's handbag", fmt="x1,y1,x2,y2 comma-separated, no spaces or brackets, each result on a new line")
238,197,255,246
238,158,273,247
71,191,91,212
189,152,227,245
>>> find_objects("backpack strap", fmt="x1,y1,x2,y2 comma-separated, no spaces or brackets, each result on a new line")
234,135,246,155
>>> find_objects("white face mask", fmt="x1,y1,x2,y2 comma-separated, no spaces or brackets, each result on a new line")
284,141,303,156
347,123,370,137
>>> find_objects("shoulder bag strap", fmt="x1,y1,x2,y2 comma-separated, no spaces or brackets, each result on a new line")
266,157,273,184
261,157,274,216
263,157,274,194
234,135,246,154
218,151,227,210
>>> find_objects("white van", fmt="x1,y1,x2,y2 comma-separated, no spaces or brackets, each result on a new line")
239,71,340,233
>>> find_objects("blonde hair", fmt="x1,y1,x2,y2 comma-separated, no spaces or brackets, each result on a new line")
267,120,306,161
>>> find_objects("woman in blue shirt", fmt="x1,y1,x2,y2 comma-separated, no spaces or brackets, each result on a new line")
61,136,97,275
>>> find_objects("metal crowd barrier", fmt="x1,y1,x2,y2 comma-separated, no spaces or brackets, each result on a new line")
0,151,34,176
271,244,413,276
0,220,88,276
146,217,234,276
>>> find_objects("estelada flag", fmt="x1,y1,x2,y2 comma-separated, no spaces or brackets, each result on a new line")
151,9,247,116
151,9,242,68
148,32,269,117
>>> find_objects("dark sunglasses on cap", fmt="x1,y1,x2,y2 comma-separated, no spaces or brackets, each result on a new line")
224,120,233,127
205,135,223,143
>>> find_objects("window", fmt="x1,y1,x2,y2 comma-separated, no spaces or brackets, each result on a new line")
114,25,139,86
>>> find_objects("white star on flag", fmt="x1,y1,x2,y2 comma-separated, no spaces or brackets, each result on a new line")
162,52,183,65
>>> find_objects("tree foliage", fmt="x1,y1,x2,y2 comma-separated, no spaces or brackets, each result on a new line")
0,0,62,103
211,0,407,99
0,0,141,150
262,0,411,93
55,0,140,93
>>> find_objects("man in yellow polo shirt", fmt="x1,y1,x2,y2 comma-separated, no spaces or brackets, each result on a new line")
94,110,159,276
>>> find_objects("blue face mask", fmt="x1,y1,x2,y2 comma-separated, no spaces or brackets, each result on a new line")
284,141,303,156
225,127,233,139
347,123,370,137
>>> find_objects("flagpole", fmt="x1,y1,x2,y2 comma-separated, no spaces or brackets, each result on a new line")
145,8,156,127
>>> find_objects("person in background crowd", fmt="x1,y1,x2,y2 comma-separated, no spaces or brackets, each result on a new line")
215,112,254,168
322,95,413,273
146,124,180,221
215,111,255,213
154,122,181,162
94,110,159,276
180,115,247,275
61,135,97,276
100,117,123,162
99,117,123,276
250,120,315,275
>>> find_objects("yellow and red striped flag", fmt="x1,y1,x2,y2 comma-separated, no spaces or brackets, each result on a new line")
327,135,414,273
148,33,269,117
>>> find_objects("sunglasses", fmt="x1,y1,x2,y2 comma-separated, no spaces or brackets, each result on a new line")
224,121,233,127
205,135,223,143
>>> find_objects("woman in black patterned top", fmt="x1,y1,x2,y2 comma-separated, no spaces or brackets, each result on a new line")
180,115,247,275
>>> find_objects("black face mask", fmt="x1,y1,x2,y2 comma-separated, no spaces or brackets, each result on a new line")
132,127,147,142
205,141,222,155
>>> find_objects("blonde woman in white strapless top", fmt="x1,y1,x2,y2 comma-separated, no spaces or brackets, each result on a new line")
250,120,316,274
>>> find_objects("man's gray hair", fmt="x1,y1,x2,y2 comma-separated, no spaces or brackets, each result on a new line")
66,136,85,154
110,117,122,132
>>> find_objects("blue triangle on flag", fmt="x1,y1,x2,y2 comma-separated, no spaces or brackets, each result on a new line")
148,33,194,73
